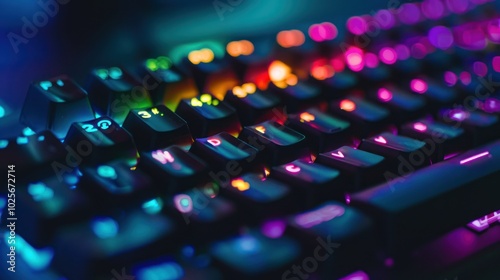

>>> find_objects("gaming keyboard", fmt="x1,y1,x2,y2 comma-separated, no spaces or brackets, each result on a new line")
1,0,500,279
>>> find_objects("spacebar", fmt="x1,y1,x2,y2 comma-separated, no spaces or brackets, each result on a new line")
351,140,500,254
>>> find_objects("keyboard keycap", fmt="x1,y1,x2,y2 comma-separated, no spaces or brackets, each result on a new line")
269,81,323,113
239,120,309,165
175,93,241,138
316,146,387,189
85,67,153,123
122,105,193,150
63,117,138,166
351,140,500,256
20,76,95,138
370,86,426,123
287,108,351,152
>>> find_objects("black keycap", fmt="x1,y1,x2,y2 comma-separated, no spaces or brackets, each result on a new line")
209,230,301,280
175,93,241,138
320,71,359,97
63,117,138,167
80,162,156,208
439,107,500,145
221,173,297,221
239,120,309,165
13,173,90,248
400,119,468,162
407,77,459,108
85,67,153,124
316,146,387,190
287,202,375,279
359,132,431,169
287,108,351,152
330,96,390,137
351,140,500,256
224,83,284,125
269,81,323,113
190,132,259,176
139,146,208,193
271,159,344,207
20,76,95,138
0,131,66,182
52,210,178,280
122,105,193,150
369,86,426,123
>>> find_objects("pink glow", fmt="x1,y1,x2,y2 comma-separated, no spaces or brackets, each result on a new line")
384,258,395,268
331,57,345,72
486,19,500,43
444,71,458,86
339,270,370,280
377,88,393,102
445,0,469,14
467,210,500,232
347,16,367,35
411,43,428,59
398,3,421,25
379,48,397,64
428,26,454,50
364,53,379,68
285,164,301,173
444,152,460,160
455,24,487,50
483,98,500,113
413,122,428,132
473,61,488,77
207,138,221,146
421,0,445,19
261,220,286,239
331,151,345,158
460,71,471,85
345,47,365,72
295,205,345,228
345,193,351,204
374,136,387,144
411,79,428,94
394,44,410,60
309,22,338,42
374,9,396,30
493,56,500,73
152,150,175,164
459,151,490,164
174,194,193,213
449,109,469,121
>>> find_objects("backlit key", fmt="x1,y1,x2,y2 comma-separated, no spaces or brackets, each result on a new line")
123,105,193,150
370,86,426,123
176,93,241,137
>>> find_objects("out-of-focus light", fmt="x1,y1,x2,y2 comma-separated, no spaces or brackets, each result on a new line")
346,16,367,35
364,53,379,68
339,270,370,280
269,60,292,82
398,3,421,25
449,108,469,121
226,40,254,57
493,56,500,73
473,61,488,77
374,9,396,30
277,30,305,48
331,57,345,72
299,112,316,122
486,19,500,43
261,220,286,239
231,178,250,191
188,48,215,64
377,88,393,102
92,217,119,239
379,47,397,64
428,26,454,50
455,24,487,50
295,204,345,228
286,74,298,86
145,56,172,71
444,71,458,86
142,198,163,215
411,79,428,93
340,99,356,112
411,43,428,59
97,165,117,179
394,44,410,60
255,126,266,134
311,59,335,80
174,194,193,213
345,46,365,72
445,0,469,14
482,98,500,113
421,0,445,19
413,122,428,132
460,71,471,85
309,22,338,42
28,182,54,201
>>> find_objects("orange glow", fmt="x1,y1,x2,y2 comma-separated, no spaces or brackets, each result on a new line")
232,83,256,98
269,60,292,82
340,99,356,112
264,167,271,176
286,74,298,86
255,125,266,134
231,179,250,191
227,40,254,57
277,30,305,48
311,59,335,81
188,48,215,64
300,112,315,122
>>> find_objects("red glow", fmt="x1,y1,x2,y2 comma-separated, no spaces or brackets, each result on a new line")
331,58,345,72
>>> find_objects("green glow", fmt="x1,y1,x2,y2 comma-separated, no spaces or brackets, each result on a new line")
0,140,8,148
142,198,163,215
96,69,109,80
92,217,119,239
146,59,159,71
40,81,52,90
137,262,184,280
97,165,117,179
28,182,54,201
109,67,123,79
56,79,64,86
0,105,5,118
3,233,54,270
169,40,225,64
146,56,172,72
23,127,35,136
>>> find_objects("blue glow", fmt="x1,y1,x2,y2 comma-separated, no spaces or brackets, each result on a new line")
56,80,64,86
95,112,102,118
0,140,8,149
0,105,5,118
4,233,54,270
16,137,28,145
92,217,119,239
63,174,79,185
28,182,54,201
142,198,163,214
97,165,117,179
40,81,52,90
137,262,184,280
236,236,261,254
181,245,194,258
23,127,35,136
180,198,190,207
109,67,123,79
37,135,45,141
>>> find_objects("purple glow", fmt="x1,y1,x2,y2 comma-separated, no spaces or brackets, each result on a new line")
444,152,460,160
421,0,445,19
345,193,351,204
459,151,490,164
483,98,500,113
486,19,500,43
374,136,387,144
428,26,454,50
331,151,345,158
364,53,379,68
444,71,458,86
339,270,370,280
379,47,397,64
394,44,410,60
473,61,488,77
384,258,395,267
455,24,487,50
347,16,367,35
374,9,396,29
449,109,469,121
467,210,500,232
445,0,469,14
261,220,286,239
411,43,428,59
295,204,345,228
398,3,421,25
460,71,471,85
173,194,193,213
493,56,500,73
411,79,428,94
378,88,393,102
